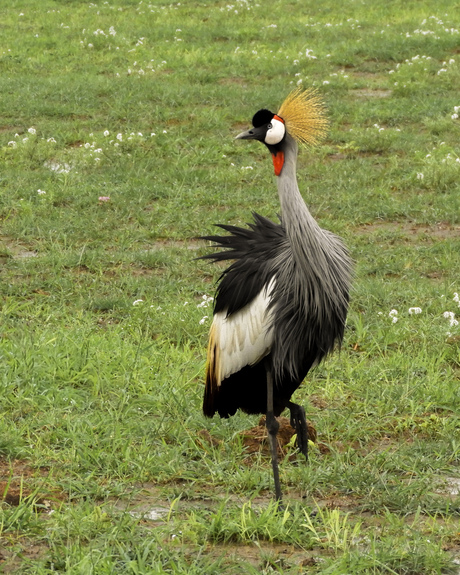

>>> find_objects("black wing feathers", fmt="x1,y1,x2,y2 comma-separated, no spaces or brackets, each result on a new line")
200,213,286,316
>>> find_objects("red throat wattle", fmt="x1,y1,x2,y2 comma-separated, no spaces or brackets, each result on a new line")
271,151,285,176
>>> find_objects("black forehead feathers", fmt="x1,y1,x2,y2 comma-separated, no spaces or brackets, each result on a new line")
252,109,275,128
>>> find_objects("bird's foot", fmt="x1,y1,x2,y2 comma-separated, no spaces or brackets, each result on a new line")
288,401,309,461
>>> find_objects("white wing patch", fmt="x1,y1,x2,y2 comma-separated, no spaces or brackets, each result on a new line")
210,278,275,385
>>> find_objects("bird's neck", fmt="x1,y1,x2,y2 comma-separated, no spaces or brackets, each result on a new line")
277,134,321,249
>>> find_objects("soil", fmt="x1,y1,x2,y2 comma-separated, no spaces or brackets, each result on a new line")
0,458,65,571
198,416,319,461
356,220,460,240
0,458,60,508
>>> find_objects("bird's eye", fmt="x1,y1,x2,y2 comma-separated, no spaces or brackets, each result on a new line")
264,118,285,146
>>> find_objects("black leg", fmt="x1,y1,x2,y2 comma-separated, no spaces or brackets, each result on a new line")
288,401,309,461
266,369,283,502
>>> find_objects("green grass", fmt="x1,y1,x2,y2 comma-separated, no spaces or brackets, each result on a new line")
1,0,460,572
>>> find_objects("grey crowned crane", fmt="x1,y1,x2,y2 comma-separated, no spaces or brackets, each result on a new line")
200,88,353,501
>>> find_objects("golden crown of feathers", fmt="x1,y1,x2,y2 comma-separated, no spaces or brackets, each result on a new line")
277,87,329,146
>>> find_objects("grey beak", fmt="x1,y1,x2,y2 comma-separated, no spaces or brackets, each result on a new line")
235,129,255,140
235,125,267,141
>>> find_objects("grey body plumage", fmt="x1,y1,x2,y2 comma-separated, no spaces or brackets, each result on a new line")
267,133,351,383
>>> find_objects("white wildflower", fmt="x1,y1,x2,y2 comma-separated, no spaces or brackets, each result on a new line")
133,299,144,306
408,307,422,315
443,311,458,327
199,316,208,325
37,189,46,195
28,127,36,135
44,160,71,174
389,309,398,323
104,130,110,136
197,294,214,308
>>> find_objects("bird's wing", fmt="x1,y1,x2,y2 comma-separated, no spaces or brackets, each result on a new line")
201,214,287,417
200,213,287,315
206,278,275,388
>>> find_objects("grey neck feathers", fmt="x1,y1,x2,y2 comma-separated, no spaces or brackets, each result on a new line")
277,134,322,250
276,133,351,313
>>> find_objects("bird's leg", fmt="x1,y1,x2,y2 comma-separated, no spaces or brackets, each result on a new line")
288,401,309,461
266,369,282,502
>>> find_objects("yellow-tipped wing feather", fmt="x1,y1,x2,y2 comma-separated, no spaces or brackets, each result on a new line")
204,279,275,416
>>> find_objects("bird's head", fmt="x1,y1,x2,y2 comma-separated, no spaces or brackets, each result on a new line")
235,88,328,176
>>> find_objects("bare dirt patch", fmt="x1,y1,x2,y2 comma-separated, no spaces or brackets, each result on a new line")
149,238,206,251
66,140,84,148
198,416,318,462
356,220,460,240
0,459,65,572
240,416,317,461
0,236,37,260
0,539,48,574
0,458,62,508
349,70,381,79
0,126,22,134
203,541,320,571
352,88,392,98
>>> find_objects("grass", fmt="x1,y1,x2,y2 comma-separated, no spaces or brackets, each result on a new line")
1,0,460,572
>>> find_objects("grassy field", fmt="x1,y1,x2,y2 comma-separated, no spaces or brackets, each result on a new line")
1,0,460,572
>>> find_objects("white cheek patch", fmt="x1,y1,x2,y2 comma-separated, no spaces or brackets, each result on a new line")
265,118,285,145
